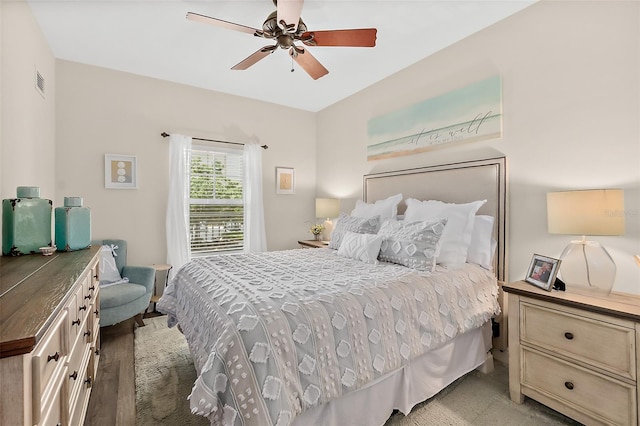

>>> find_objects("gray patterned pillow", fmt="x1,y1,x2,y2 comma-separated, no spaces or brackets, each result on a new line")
328,213,381,250
377,218,447,271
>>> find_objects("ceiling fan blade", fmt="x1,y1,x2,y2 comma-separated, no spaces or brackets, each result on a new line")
276,0,304,33
186,12,260,35
301,28,377,47
231,46,276,70
289,47,328,80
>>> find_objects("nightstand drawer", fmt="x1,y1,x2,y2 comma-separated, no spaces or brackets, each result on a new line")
520,301,635,380
522,348,636,426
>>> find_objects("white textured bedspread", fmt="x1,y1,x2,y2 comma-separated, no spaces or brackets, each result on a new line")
158,248,500,426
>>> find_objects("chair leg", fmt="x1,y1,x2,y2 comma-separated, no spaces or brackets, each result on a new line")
134,313,145,327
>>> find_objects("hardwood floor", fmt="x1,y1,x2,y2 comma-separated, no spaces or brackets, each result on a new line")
84,318,137,426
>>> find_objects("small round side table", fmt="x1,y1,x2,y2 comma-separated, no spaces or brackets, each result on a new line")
150,264,172,312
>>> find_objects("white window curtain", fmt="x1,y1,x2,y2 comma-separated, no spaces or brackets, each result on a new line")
243,142,267,253
166,133,192,276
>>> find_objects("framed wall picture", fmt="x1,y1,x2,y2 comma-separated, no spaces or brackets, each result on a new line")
525,253,561,291
276,167,295,194
105,154,137,189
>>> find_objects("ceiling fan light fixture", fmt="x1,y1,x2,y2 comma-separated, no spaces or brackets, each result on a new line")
187,0,376,79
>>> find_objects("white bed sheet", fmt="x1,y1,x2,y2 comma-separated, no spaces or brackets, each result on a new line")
158,248,500,426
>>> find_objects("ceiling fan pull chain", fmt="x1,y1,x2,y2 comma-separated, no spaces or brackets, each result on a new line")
291,56,294,73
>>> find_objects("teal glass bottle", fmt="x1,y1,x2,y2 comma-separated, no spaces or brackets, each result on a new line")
2,186,53,256
55,197,91,251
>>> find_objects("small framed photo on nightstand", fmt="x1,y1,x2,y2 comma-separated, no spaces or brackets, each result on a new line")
525,254,561,291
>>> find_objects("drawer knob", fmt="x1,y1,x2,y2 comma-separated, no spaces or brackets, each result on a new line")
89,285,96,291
72,319,81,326
47,352,60,362
93,274,98,279
79,305,87,311
69,371,78,381
564,381,574,390
84,294,92,300
84,377,93,387
564,332,574,340
84,330,92,338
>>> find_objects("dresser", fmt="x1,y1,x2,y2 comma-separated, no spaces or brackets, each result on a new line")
504,281,640,425
0,246,100,425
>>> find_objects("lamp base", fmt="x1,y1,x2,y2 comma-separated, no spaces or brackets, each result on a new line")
559,240,616,294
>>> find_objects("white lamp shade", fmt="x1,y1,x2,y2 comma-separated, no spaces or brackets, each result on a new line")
316,198,340,219
547,189,624,236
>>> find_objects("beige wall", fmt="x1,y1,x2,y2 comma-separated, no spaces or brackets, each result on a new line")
1,0,56,204
55,61,316,266
317,1,640,293
2,1,638,293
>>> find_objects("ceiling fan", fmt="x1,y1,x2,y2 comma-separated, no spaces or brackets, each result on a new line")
186,0,377,80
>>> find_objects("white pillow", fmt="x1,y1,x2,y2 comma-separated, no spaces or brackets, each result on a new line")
467,215,495,270
99,244,122,285
328,213,381,250
404,198,487,267
337,232,383,264
351,193,403,220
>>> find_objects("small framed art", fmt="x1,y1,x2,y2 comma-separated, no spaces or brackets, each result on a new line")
105,154,137,189
525,254,561,291
276,167,295,194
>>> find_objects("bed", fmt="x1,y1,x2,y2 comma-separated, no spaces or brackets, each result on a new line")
158,156,508,426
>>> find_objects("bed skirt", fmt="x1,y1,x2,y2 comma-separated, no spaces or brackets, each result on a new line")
291,322,492,426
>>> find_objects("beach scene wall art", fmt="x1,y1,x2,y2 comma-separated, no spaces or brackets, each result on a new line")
367,75,502,161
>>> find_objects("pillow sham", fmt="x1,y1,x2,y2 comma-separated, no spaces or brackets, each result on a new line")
328,213,381,250
377,218,447,272
337,232,383,264
404,198,486,268
351,193,403,220
467,215,495,270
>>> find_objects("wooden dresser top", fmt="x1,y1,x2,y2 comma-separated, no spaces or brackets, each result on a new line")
0,246,99,358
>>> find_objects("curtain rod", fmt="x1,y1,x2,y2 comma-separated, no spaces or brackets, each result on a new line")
161,132,268,149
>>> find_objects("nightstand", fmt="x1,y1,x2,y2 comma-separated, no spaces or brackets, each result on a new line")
504,281,640,425
298,240,329,249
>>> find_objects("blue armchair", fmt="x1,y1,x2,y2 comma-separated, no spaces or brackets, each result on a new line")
98,239,155,327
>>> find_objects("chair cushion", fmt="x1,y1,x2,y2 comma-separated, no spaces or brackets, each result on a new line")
100,282,147,309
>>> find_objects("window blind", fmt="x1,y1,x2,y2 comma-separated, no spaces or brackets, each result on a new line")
189,145,244,254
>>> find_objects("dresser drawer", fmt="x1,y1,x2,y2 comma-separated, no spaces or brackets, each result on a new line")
522,348,636,425
69,360,93,426
32,310,67,418
36,369,66,426
520,301,635,380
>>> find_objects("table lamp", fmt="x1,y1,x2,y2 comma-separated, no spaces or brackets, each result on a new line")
547,189,625,293
315,198,340,242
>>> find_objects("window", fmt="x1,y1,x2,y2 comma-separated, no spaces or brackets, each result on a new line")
189,144,244,254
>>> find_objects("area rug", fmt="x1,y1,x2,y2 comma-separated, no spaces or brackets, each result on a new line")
135,316,209,425
135,316,579,426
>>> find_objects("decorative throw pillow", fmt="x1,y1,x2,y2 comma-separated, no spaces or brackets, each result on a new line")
351,193,403,220
328,213,381,250
99,244,122,285
377,218,447,271
404,198,486,268
337,232,383,264
467,215,496,270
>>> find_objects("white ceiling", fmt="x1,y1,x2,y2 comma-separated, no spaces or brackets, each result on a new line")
28,0,535,112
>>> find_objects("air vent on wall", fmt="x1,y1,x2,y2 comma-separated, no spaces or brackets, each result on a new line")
35,68,45,98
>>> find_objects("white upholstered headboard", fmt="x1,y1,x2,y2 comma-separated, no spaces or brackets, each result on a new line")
363,157,508,281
